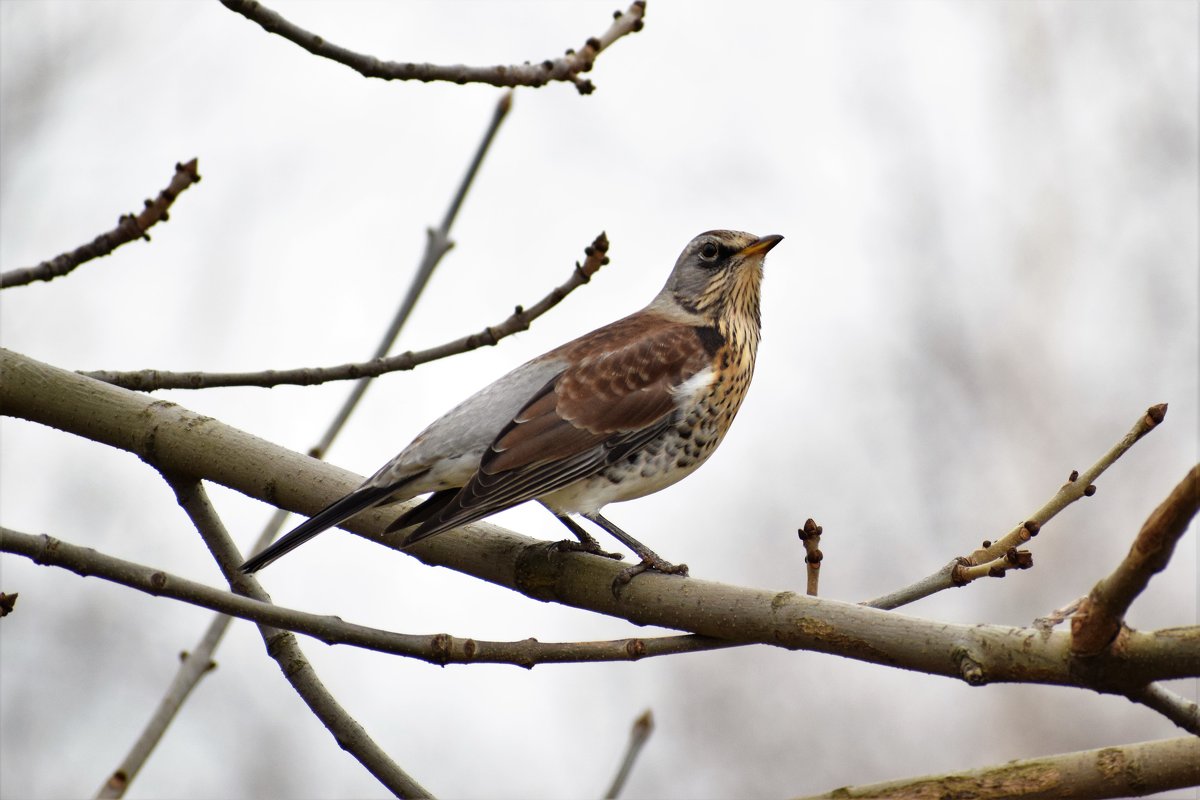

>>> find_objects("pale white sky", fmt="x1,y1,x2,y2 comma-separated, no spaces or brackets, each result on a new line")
2,2,1197,798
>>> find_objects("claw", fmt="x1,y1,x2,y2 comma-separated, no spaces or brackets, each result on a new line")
553,538,624,561
611,557,689,596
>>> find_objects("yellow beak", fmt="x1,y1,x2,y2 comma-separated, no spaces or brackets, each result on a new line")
739,234,784,257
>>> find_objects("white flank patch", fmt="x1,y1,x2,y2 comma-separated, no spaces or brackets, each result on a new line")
670,365,716,407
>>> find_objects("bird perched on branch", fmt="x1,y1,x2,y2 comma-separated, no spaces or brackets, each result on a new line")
241,230,783,587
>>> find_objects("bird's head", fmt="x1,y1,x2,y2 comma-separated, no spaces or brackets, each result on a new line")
654,230,784,330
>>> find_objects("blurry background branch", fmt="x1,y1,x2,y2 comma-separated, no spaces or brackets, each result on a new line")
0,159,200,289
219,0,646,94
604,710,654,799
94,92,515,800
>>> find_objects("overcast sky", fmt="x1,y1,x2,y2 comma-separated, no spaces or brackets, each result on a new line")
2,2,1197,798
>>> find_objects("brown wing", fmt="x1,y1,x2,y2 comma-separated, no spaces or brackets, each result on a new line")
402,314,712,543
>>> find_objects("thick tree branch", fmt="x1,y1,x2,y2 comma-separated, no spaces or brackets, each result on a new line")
81,231,610,391
1071,463,1199,656
157,476,432,799
3,350,1196,694
0,525,735,667
798,736,1200,800
0,159,201,289
864,404,1168,610
219,0,646,95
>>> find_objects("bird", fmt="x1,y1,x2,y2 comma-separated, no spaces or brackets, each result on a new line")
241,230,783,587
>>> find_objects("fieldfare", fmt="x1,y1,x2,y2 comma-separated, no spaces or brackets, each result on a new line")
241,230,783,585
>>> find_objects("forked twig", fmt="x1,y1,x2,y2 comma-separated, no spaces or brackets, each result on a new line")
865,404,1168,610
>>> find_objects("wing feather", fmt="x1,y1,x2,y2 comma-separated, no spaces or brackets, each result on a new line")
402,316,712,544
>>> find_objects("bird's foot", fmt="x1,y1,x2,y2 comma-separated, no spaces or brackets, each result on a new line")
611,556,689,596
552,537,624,561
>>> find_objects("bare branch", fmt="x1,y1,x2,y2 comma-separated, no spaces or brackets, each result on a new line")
0,526,737,667
311,89,513,459
604,710,654,799
864,404,1168,610
797,518,823,597
0,159,201,289
100,93,515,798
1125,683,1200,735
3,352,1196,693
797,735,1200,800
155,476,433,799
95,619,224,799
81,231,611,391
219,0,646,95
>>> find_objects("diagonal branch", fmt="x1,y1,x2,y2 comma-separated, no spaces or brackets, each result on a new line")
1071,463,1199,655
310,89,512,459
155,476,433,799
220,0,646,95
1,159,201,289
81,231,610,391
864,404,1168,610
96,93,515,799
797,735,1200,800
1124,683,1200,735
603,710,654,799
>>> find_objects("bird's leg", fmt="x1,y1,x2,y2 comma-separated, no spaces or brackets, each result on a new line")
550,513,623,560
584,512,689,591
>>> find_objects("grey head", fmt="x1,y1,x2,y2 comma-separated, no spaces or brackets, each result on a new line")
651,230,784,330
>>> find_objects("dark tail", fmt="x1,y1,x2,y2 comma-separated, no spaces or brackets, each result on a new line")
240,483,399,573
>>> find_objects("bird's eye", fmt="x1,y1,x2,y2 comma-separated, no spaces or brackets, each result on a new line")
699,242,720,261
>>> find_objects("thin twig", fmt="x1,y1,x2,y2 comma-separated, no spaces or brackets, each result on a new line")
0,159,201,289
797,736,1200,800
0,526,737,666
603,710,654,799
219,0,646,95
797,518,823,597
1125,683,1200,735
1071,462,1199,656
157,476,433,799
864,404,1168,610
82,231,611,391
96,96,516,799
